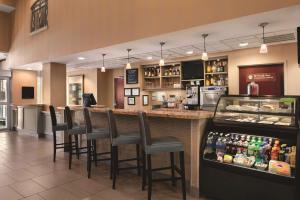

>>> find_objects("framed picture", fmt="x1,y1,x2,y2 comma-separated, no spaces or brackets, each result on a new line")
131,88,140,96
142,95,149,106
126,69,138,84
124,88,132,97
67,75,84,105
128,97,135,105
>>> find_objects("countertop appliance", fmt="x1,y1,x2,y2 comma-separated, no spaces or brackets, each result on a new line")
200,86,227,110
184,85,200,110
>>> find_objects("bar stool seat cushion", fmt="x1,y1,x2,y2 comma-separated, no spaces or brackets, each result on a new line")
53,123,68,131
145,136,184,154
87,129,110,140
67,125,86,135
112,132,141,146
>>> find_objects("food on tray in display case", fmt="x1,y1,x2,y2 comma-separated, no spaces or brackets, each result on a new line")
203,131,297,177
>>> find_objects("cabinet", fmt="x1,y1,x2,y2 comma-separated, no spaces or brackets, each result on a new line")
204,57,228,87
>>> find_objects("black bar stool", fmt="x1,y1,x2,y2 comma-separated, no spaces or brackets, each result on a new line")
65,106,87,169
49,105,76,162
83,108,111,178
138,112,186,200
107,109,141,189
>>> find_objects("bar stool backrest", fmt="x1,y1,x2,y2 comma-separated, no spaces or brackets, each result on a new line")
138,112,152,148
49,105,57,127
83,108,92,134
64,106,73,129
107,110,118,142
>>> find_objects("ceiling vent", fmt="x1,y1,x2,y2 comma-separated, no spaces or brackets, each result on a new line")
264,33,296,44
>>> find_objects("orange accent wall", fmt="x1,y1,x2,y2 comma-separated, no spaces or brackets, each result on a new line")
11,69,37,105
5,0,300,67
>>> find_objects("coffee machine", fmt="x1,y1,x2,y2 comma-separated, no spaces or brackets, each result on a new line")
184,85,200,110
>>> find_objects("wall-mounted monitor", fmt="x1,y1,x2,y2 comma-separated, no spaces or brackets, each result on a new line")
22,87,34,99
181,60,204,80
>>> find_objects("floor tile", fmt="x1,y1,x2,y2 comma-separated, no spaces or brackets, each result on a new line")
22,194,44,200
0,186,23,200
11,180,46,197
7,169,36,181
39,187,81,200
0,173,16,187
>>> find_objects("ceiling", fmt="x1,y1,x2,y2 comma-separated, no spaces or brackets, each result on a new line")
9,4,300,71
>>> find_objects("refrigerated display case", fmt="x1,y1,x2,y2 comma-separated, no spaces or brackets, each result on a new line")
199,95,300,200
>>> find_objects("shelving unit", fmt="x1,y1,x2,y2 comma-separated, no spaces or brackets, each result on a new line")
204,56,228,87
142,63,182,90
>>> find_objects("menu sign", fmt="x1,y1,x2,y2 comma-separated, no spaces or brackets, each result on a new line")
247,73,276,82
126,69,138,84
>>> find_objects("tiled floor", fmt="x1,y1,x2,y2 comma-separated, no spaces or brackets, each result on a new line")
0,131,208,200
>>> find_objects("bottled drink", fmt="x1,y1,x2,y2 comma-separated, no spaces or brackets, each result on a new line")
271,140,280,160
289,146,296,168
248,137,257,156
278,144,287,161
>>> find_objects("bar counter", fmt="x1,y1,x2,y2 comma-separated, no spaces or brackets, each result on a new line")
59,107,213,197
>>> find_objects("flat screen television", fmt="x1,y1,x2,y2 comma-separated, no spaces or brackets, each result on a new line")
22,87,34,99
182,60,204,80
83,93,97,107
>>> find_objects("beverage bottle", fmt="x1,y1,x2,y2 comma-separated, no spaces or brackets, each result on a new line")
289,146,296,168
237,135,245,154
225,134,232,154
278,144,287,161
255,137,263,158
285,147,291,163
205,132,214,155
248,137,257,156
271,140,280,160
232,135,239,155
242,136,249,155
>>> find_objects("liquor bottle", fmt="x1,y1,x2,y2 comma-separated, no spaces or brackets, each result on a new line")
164,69,168,76
271,140,280,160
211,61,217,73
206,62,212,73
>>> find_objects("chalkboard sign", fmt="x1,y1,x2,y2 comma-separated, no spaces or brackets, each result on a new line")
126,69,138,84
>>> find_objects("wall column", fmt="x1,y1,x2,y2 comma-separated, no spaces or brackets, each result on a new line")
42,62,66,107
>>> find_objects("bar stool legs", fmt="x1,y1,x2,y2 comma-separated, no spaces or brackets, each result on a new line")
142,151,186,200
136,144,141,176
53,132,57,162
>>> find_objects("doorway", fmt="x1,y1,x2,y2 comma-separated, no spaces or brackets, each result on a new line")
0,77,10,130
239,64,284,96
114,77,124,109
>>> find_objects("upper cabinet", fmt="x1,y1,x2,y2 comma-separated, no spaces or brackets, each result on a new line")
204,57,228,87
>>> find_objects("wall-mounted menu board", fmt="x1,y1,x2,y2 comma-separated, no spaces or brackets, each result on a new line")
126,69,138,84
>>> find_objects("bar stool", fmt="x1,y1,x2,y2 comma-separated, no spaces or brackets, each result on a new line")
65,106,87,169
83,108,111,178
138,112,186,200
49,105,76,162
107,109,141,189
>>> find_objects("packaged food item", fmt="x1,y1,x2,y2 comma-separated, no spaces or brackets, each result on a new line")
289,146,296,168
223,154,233,163
233,154,255,168
268,160,291,176
255,162,268,171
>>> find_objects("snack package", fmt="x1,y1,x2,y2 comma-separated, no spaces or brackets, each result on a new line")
268,160,291,176
223,154,233,163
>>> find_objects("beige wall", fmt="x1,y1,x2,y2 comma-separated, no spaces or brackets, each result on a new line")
0,0,16,7
6,0,300,67
11,69,37,105
42,63,66,107
0,11,11,52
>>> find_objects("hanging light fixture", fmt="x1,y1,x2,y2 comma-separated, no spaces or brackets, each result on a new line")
201,34,208,61
101,53,106,72
159,42,165,66
126,49,132,69
259,22,269,54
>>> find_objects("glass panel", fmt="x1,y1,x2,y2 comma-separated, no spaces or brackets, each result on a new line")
215,96,296,127
203,131,297,178
0,105,7,129
0,79,7,103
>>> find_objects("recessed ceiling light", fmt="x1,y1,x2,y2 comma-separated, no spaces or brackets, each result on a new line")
77,57,86,60
186,51,194,55
147,56,153,60
239,42,249,47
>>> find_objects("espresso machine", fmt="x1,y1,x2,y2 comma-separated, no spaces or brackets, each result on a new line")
184,85,200,110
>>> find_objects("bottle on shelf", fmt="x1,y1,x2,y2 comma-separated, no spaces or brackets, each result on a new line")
206,62,212,73
289,146,296,168
271,140,280,160
212,61,217,73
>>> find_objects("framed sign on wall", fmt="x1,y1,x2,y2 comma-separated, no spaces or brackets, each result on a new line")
126,69,138,84
128,97,135,105
142,95,149,106
124,88,132,97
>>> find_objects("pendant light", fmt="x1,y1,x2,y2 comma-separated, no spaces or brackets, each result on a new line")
201,34,209,61
126,49,132,69
159,42,165,66
101,53,106,72
259,22,269,54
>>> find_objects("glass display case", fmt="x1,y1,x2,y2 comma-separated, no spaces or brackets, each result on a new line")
214,96,298,127
199,95,300,200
